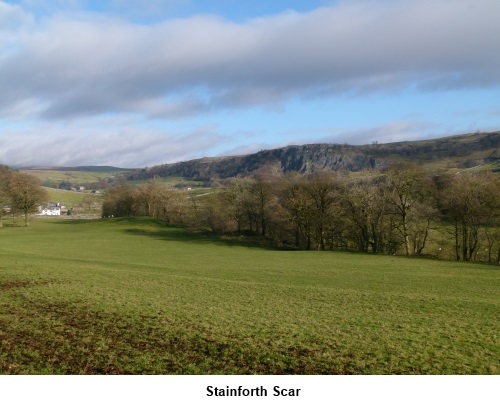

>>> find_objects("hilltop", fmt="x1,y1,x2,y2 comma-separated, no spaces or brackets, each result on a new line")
128,131,500,181
14,131,500,188
19,165,134,172
19,166,134,189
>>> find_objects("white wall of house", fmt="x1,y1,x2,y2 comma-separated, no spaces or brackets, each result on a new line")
40,208,61,216
39,202,61,216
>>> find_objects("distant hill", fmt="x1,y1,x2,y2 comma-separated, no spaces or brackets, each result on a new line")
20,165,135,172
128,131,500,181
20,166,138,190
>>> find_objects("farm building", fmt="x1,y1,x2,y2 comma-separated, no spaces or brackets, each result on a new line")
40,202,61,216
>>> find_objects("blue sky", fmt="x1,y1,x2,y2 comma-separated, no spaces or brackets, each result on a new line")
0,0,499,167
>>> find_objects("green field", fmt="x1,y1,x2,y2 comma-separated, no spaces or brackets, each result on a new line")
42,187,98,208
20,168,131,186
0,218,498,374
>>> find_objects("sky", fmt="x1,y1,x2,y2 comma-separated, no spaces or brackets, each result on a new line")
0,0,499,168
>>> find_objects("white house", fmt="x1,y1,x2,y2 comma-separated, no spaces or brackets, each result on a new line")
40,202,61,216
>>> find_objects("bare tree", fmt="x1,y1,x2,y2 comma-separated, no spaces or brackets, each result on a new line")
384,163,433,255
8,172,48,226
250,174,274,236
197,192,232,232
341,179,387,253
102,183,135,217
81,193,98,213
223,177,255,232
279,173,315,249
161,189,189,224
441,172,500,261
305,173,339,251
0,165,12,228
483,226,500,264
138,177,166,218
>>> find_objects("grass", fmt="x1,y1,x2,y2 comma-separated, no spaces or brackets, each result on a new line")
21,168,130,186
0,217,498,374
127,176,208,189
42,187,97,207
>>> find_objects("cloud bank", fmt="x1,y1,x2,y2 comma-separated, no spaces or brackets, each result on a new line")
1,0,499,121
2,121,227,167
0,0,499,167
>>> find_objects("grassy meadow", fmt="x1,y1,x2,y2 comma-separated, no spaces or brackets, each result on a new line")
0,217,498,374
20,168,130,186
42,187,98,208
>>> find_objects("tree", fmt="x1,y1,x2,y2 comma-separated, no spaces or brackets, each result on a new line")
384,163,435,255
160,189,189,224
440,172,500,261
250,174,274,236
223,177,254,233
304,173,339,251
102,183,135,217
0,165,12,228
483,225,500,264
341,179,387,253
8,172,48,226
279,173,315,249
81,194,98,213
406,199,437,255
197,192,232,233
133,177,166,218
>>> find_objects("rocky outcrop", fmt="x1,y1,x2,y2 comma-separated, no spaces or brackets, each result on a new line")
130,144,385,181
128,131,499,181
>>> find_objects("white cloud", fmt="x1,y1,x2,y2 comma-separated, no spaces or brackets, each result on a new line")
329,121,436,145
0,0,498,168
272,121,438,147
0,1,33,29
0,1,34,57
0,0,499,121
0,119,228,167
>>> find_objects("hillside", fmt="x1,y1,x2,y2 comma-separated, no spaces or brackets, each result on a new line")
20,166,136,189
128,131,500,181
19,165,133,172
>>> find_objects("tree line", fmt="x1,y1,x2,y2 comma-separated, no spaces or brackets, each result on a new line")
102,164,500,263
0,165,48,227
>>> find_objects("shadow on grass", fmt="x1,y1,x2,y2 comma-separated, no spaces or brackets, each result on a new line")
122,227,282,250
41,218,99,225
41,218,500,264
48,217,282,250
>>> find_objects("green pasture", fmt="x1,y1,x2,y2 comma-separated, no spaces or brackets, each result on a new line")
0,218,498,374
42,188,97,207
21,169,129,186
127,176,207,189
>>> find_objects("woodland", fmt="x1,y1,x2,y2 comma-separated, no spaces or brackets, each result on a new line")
102,164,500,263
